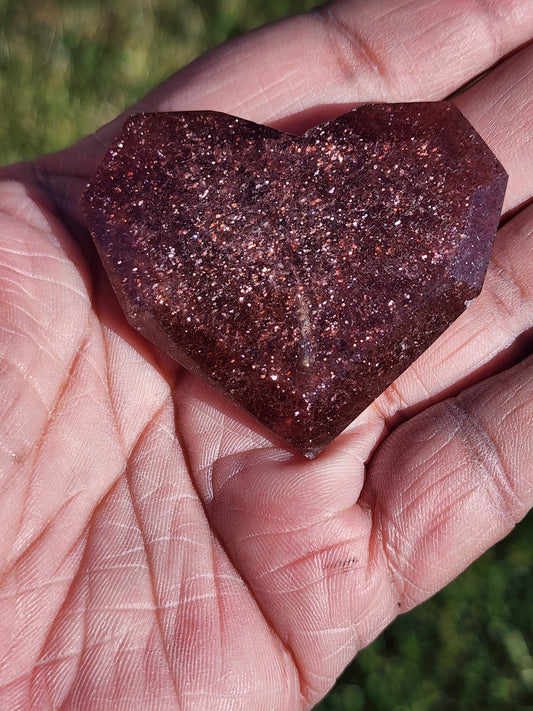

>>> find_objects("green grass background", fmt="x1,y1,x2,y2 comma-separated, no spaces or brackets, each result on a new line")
2,1,533,708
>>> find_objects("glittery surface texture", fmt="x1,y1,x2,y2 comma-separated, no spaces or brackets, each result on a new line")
81,104,507,458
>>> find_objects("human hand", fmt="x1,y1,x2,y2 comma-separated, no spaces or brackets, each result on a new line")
0,1,532,708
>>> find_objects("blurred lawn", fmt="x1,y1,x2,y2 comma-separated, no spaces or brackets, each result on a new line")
2,1,533,709
0,0,317,163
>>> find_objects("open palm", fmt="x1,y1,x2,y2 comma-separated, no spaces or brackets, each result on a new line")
1,2,532,709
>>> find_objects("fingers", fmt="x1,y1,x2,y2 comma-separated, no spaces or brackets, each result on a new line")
138,0,533,128
362,351,533,612
454,42,533,214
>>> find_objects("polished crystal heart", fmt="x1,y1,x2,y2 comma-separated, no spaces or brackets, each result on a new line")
81,104,507,458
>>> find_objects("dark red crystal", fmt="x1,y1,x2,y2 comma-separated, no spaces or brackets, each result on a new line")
81,104,507,458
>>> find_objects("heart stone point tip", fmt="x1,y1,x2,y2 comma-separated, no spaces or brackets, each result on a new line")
81,103,507,458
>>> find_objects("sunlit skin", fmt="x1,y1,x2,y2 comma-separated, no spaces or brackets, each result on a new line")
0,1,532,709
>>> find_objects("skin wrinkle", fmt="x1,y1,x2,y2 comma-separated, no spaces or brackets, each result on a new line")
7,337,93,565
182,390,271,453
100,332,132,466
374,364,434,423
2,542,88,707
3,491,87,591
432,319,506,369
120,417,183,711
397,469,454,523
29,541,89,706
163,403,254,701
383,527,431,608
0,244,74,270
89,563,148,577
313,5,390,84
20,354,125,708
209,457,251,503
379,378,417,415
378,515,410,605
498,65,533,109
416,482,480,551
364,425,454,610
0,186,60,237
339,576,381,647
32,652,81,700
234,64,306,122
489,246,533,327
245,454,361,513
0,353,49,441
0,261,90,300
0,321,92,488
0,671,35,700
224,490,333,529
0,312,69,392
202,520,310,708
235,506,347,544
416,16,467,68
463,0,510,64
364,0,423,24
2,278,48,305
313,0,512,103
371,524,409,615
204,537,224,693
448,396,524,524
100,324,183,458
202,550,300,711
27,323,111,440
309,623,360,665
388,559,430,609
255,538,364,587
72,558,148,710
0,274,86,345
473,0,508,54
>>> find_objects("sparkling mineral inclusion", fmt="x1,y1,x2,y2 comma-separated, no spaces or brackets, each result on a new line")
81,103,507,458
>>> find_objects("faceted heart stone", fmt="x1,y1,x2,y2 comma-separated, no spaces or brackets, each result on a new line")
81,104,507,458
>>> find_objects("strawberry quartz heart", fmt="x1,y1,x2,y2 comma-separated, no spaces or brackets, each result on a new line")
81,104,507,458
